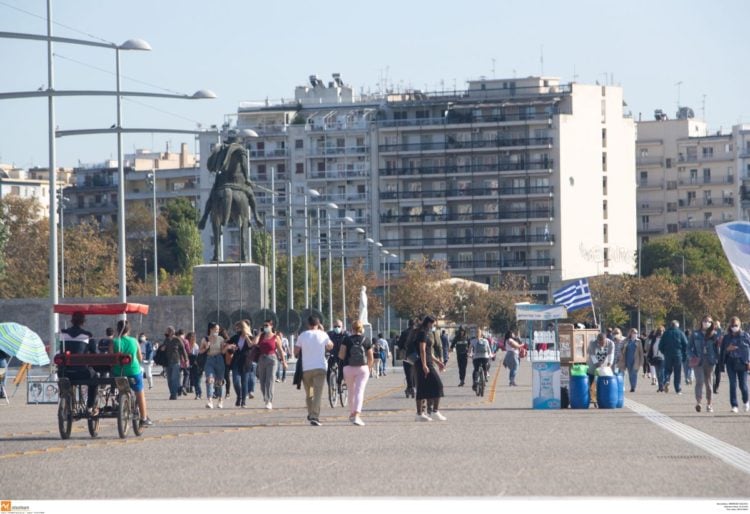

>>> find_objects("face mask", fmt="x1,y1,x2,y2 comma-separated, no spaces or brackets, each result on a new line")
333,327,341,334
139,337,145,343
731,326,740,333
702,322,711,330
263,327,272,335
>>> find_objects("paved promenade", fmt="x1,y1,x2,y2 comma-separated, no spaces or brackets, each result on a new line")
1,357,750,501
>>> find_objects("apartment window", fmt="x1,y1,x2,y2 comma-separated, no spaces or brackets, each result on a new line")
703,168,711,184
686,146,697,161
295,163,304,174
257,164,266,180
640,148,648,158
641,215,650,228
702,147,714,158
667,202,677,212
667,224,678,233
602,177,608,195
416,110,430,119
603,224,608,244
704,212,713,227
393,111,407,121
277,164,286,176
603,200,608,220
457,252,473,268
601,128,607,148
602,152,607,172
704,190,712,206
687,191,696,205
666,158,672,168
317,162,325,172
639,171,648,186
689,169,698,184
295,139,303,149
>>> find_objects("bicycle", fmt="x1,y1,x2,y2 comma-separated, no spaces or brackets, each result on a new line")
473,359,490,397
327,358,348,408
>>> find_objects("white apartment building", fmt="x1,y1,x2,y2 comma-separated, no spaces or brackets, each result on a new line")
636,112,749,245
0,165,73,216
204,74,637,301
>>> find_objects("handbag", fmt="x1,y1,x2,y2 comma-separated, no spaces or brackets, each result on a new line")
196,352,207,370
688,356,701,368
246,345,261,367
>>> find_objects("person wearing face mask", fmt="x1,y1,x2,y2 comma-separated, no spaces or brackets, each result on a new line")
228,320,254,408
720,316,750,413
617,328,644,393
256,319,287,410
326,319,346,395
413,315,447,421
138,332,154,390
687,316,720,413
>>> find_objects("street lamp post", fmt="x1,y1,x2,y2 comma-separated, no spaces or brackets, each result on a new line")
287,181,294,314
309,189,323,313
57,187,67,298
340,216,354,329
325,203,339,327
270,166,276,313
303,194,310,309
146,170,158,296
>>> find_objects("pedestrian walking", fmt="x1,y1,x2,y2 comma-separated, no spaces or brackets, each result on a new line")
219,327,233,400
440,329,450,365
451,326,470,387
339,320,374,426
275,331,290,382
200,322,227,409
683,328,694,386
178,329,192,395
377,333,389,376
112,320,152,427
256,319,287,410
138,332,154,390
186,332,203,400
611,328,625,373
228,320,254,408
502,329,523,387
398,319,418,397
413,316,446,422
720,316,750,413
714,320,725,395
647,326,666,391
162,326,189,400
617,328,644,393
660,320,688,395
294,315,334,426
687,316,720,413
371,337,381,378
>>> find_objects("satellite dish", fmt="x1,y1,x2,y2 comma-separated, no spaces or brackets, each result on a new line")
251,309,278,331
278,309,301,336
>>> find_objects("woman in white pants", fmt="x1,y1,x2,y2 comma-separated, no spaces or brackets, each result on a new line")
339,320,374,426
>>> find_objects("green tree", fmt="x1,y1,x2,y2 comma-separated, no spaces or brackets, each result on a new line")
589,275,632,330
64,219,123,297
678,272,738,327
487,274,532,334
632,274,678,328
159,198,200,274
642,232,733,281
391,259,454,321
0,196,49,298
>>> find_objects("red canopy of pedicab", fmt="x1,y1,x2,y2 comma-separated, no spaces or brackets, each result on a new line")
53,303,149,316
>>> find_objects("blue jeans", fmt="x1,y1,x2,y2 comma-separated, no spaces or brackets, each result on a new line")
379,350,387,375
652,360,665,391
507,353,520,384
232,358,252,403
204,354,225,399
663,355,683,392
626,366,639,391
726,364,749,408
166,363,181,398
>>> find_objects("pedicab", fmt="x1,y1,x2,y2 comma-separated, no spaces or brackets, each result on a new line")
53,302,149,440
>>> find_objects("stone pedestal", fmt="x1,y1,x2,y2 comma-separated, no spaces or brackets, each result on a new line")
193,263,268,331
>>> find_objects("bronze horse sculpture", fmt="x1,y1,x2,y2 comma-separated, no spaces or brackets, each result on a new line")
199,135,263,262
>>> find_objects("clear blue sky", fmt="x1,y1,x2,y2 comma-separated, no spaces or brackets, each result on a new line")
0,0,748,169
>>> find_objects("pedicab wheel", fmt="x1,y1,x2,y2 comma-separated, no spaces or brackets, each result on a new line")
339,383,349,408
117,393,131,439
57,393,73,440
131,395,143,437
328,375,338,408
87,415,100,438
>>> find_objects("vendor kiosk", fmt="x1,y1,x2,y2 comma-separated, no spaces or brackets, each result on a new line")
514,303,566,409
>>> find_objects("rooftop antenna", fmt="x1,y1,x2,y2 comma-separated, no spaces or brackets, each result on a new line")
701,94,707,121
675,80,683,108
572,65,578,83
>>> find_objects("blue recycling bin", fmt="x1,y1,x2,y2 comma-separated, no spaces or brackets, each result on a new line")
569,374,590,409
596,375,618,409
616,373,625,408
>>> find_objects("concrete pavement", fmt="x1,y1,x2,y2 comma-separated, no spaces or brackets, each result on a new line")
1,357,750,500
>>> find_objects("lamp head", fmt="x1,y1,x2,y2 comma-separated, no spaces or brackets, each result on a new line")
192,89,217,99
119,38,152,51
309,189,321,197
343,216,354,224
326,202,339,210
366,238,375,244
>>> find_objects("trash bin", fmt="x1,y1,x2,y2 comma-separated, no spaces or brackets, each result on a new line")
596,375,618,409
616,373,625,408
569,374,590,409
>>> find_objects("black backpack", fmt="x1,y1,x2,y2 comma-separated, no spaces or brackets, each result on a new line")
346,334,369,367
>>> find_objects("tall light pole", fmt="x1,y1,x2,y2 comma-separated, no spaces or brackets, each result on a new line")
287,181,294,314
46,0,58,357
310,189,323,313
146,170,158,296
270,166,276,313
325,202,339,327
303,194,310,308
57,187,67,299
115,39,152,315
340,215,354,329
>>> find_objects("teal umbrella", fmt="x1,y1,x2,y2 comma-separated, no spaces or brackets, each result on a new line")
0,322,50,366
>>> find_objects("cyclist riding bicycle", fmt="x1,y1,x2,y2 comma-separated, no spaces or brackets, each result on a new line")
470,329,493,391
327,319,346,389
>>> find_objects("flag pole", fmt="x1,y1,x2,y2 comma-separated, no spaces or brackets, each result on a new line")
588,277,599,329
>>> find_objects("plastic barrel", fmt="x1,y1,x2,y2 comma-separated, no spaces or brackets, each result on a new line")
616,373,625,408
596,376,618,409
569,375,590,409
560,386,570,409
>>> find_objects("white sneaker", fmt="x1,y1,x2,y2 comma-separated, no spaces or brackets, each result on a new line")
415,413,432,422
745,402,750,412
217,400,223,409
352,415,365,426
707,405,714,413
206,399,214,409
732,406,739,413
265,402,272,410
432,411,447,421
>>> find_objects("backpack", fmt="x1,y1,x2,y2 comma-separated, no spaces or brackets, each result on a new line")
347,334,369,367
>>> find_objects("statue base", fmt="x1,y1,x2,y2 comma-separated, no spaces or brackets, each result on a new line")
193,263,269,330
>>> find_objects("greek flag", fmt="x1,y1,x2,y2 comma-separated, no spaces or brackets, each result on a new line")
552,278,593,313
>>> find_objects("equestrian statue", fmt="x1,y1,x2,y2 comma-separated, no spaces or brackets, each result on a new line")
198,131,263,262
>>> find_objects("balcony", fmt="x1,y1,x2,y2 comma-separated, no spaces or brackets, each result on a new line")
636,156,663,166
379,185,553,201
678,176,734,187
379,208,554,224
379,160,553,177
447,258,555,271
639,224,664,234
638,204,665,215
249,148,289,159
379,233,555,248
679,220,716,230
378,137,553,154
308,145,369,157
308,168,369,180
377,110,558,129
637,180,664,190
